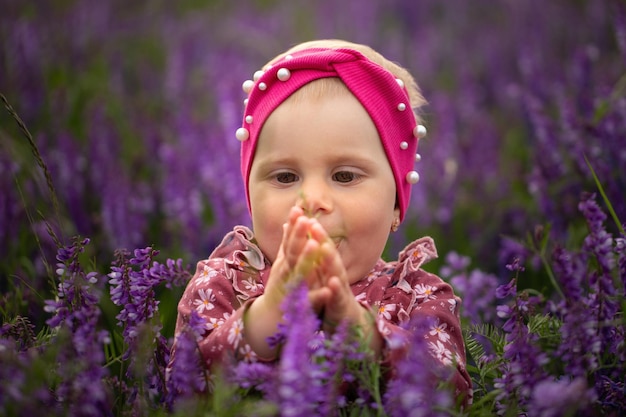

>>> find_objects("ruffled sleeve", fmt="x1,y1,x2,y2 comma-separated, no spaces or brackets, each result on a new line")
354,237,473,407
172,226,270,373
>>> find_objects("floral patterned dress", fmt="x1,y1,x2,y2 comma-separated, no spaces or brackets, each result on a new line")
173,225,472,402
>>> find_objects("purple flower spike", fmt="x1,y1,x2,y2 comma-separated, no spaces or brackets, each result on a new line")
275,283,324,416
579,193,620,354
166,310,209,409
529,377,596,417
108,247,190,344
495,278,517,299
443,252,500,324
42,237,111,414
384,315,453,417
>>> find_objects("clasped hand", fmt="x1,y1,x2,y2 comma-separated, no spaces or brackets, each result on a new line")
264,206,366,333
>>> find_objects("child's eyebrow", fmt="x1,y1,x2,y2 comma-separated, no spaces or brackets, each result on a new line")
254,153,381,170
327,154,380,167
252,154,297,166
249,155,297,174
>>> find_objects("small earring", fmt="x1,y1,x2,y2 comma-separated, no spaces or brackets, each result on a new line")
391,218,400,232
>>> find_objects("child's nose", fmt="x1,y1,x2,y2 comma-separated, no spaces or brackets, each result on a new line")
298,180,333,216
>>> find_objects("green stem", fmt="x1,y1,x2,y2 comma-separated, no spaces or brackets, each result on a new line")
538,249,566,300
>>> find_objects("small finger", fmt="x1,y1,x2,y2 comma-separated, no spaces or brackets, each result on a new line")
308,220,331,244
318,241,348,283
284,216,312,267
293,238,322,280
307,287,331,314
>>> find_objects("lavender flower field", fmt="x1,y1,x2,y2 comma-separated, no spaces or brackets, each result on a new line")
1,0,625,416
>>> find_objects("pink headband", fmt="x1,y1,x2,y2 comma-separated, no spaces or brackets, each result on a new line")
236,47,425,221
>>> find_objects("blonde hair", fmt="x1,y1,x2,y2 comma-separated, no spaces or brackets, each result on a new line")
263,39,426,122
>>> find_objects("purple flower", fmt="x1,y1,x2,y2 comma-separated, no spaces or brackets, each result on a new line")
44,238,102,335
528,377,596,417
616,236,626,294
441,251,500,324
556,302,602,378
311,320,363,414
229,362,276,392
494,279,549,413
505,257,525,272
579,193,608,233
384,315,453,417
498,237,534,272
43,237,112,415
551,246,586,302
596,375,626,413
266,323,287,350
107,245,191,409
580,194,616,274
579,193,620,354
495,278,517,299
451,268,500,324
108,247,190,343
439,251,471,278
549,244,602,377
165,310,209,409
275,283,325,416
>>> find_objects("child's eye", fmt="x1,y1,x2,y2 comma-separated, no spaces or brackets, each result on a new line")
275,172,299,184
333,171,358,183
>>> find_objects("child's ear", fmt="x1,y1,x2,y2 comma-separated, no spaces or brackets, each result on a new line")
390,207,402,232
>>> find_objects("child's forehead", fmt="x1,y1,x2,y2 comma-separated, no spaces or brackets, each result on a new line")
268,79,366,121
253,90,387,168
261,86,377,139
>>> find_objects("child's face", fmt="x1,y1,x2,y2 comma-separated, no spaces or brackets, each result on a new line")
248,89,400,284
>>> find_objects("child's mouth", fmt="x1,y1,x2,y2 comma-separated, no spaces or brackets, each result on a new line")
330,237,343,249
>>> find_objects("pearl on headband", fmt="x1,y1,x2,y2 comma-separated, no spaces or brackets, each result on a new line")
415,124,427,139
242,80,254,94
277,68,291,81
235,127,249,141
406,171,420,184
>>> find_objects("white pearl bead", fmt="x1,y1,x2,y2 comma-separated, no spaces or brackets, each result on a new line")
235,127,249,141
277,68,291,81
285,54,294,60
406,171,420,184
243,98,249,106
397,103,406,111
242,80,254,94
396,78,404,88
415,153,422,162
253,70,265,81
400,141,408,150
258,82,267,91
245,115,253,124
414,124,427,138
